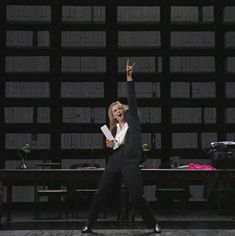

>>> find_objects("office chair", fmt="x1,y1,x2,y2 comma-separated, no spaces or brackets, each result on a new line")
208,149,235,212
34,162,69,219
155,157,190,211
70,163,106,218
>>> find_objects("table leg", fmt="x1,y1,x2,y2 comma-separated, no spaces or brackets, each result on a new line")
0,179,3,225
6,183,12,221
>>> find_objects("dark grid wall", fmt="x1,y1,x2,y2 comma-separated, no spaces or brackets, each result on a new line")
1,0,235,170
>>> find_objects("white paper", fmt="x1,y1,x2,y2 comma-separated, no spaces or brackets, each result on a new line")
100,124,114,140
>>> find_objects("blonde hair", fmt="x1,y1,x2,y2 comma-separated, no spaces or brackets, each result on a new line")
108,101,128,130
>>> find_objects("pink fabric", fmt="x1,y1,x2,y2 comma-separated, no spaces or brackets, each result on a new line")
187,163,215,170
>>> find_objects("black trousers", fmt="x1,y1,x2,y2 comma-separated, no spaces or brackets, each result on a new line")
87,152,156,227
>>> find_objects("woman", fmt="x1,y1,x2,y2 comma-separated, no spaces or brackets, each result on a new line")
82,60,161,234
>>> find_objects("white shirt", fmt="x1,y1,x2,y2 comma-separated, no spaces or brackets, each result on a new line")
113,122,129,150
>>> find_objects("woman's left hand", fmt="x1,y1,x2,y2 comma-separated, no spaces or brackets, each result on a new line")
106,139,114,148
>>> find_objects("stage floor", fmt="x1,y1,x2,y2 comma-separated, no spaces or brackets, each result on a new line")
1,228,235,236
1,203,235,235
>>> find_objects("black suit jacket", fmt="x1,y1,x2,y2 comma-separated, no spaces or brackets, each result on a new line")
110,81,142,163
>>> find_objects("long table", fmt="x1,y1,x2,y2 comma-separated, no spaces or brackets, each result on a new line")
1,168,235,224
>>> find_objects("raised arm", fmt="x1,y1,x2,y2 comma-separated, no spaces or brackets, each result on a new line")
126,59,138,116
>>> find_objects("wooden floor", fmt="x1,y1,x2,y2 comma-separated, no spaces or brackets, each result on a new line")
1,204,235,235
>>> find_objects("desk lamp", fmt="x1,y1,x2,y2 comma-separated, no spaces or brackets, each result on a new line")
141,143,151,168
17,144,31,169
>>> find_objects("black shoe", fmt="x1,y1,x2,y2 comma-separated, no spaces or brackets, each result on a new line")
81,224,92,233
153,223,161,234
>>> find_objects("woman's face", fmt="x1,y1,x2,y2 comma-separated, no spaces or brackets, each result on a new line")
111,103,125,122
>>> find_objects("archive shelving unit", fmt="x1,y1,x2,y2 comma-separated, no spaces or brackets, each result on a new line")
1,0,235,170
